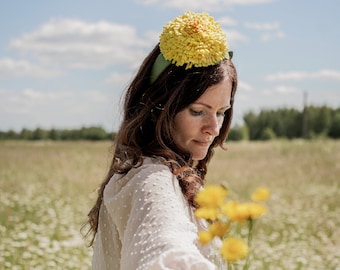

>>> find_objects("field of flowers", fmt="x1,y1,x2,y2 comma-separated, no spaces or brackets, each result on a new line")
0,140,339,269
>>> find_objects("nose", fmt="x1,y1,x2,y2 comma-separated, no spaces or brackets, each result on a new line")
203,115,220,137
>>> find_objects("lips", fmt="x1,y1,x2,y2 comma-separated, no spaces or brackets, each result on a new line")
193,140,212,147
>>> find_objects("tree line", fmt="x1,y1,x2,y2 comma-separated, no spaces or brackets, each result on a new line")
0,126,115,141
1,105,339,141
228,105,340,140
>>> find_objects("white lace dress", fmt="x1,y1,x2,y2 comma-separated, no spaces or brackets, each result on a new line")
91,157,218,270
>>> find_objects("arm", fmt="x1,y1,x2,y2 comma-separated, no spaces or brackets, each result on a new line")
104,161,216,270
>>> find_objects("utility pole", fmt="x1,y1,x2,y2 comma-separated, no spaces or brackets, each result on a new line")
302,91,308,139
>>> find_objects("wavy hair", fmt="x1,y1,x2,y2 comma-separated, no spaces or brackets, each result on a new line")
84,44,238,245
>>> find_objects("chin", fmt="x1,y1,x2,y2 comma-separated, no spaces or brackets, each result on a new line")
192,152,208,161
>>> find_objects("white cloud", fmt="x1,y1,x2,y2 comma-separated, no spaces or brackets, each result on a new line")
234,85,305,118
0,58,62,78
105,71,135,88
137,0,274,11
224,29,248,44
261,31,285,41
244,21,285,41
1,88,73,114
238,81,253,92
227,0,274,5
265,70,340,81
218,16,238,27
273,85,300,94
244,21,280,31
0,87,120,131
9,18,152,69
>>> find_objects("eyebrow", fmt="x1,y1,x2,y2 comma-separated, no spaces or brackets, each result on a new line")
193,102,231,110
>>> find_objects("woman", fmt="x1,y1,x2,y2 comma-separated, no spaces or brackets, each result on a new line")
85,11,238,269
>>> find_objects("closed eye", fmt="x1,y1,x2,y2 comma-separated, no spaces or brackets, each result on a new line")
217,107,231,117
217,111,225,117
189,108,203,116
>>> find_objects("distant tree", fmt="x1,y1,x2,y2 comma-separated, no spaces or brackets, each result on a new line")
31,127,48,140
60,129,81,140
6,130,19,140
243,106,338,140
49,128,61,140
0,131,6,140
307,105,332,136
106,132,116,140
275,108,301,139
328,110,340,138
260,127,276,141
20,128,33,140
81,126,107,141
316,106,331,133
243,111,261,140
228,125,249,141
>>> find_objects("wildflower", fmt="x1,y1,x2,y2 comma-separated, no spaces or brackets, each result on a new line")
194,185,270,268
222,201,247,223
220,237,249,263
195,206,221,221
198,230,213,245
247,203,267,219
251,187,270,202
194,185,227,208
209,221,230,238
222,202,267,223
159,11,228,69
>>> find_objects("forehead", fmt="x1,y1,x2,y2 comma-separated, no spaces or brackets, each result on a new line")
194,76,232,107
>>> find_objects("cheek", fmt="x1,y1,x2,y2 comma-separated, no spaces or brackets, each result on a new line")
173,120,189,140
173,114,194,142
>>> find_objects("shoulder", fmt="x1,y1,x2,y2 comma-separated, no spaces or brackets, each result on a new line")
133,157,173,181
104,157,176,199
127,157,177,193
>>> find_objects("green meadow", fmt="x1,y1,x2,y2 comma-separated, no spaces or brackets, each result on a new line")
0,140,339,269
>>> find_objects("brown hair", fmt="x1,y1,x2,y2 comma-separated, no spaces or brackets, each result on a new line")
84,44,238,245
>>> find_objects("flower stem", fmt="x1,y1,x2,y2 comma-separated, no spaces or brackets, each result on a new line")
243,219,254,270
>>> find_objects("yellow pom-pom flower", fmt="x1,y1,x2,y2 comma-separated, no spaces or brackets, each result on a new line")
209,221,230,238
198,230,213,245
222,201,267,223
220,237,249,263
222,201,245,223
194,206,221,221
194,185,227,208
251,187,270,202
247,203,267,219
160,11,228,69
193,184,270,267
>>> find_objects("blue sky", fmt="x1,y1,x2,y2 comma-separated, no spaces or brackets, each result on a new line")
0,0,339,131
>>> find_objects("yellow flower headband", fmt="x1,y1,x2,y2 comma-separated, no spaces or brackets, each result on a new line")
151,11,233,83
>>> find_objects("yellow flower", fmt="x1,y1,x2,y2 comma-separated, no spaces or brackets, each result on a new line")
220,237,249,263
159,11,228,69
247,203,267,219
222,201,246,223
194,185,227,208
251,187,270,202
198,230,213,245
194,206,221,221
209,221,230,238
222,201,266,223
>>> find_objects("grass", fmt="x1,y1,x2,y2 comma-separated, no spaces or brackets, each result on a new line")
0,140,339,269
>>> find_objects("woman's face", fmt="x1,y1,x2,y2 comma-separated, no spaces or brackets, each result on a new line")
173,75,233,160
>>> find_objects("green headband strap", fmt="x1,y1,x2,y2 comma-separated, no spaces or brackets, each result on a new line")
150,51,233,84
150,53,171,84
